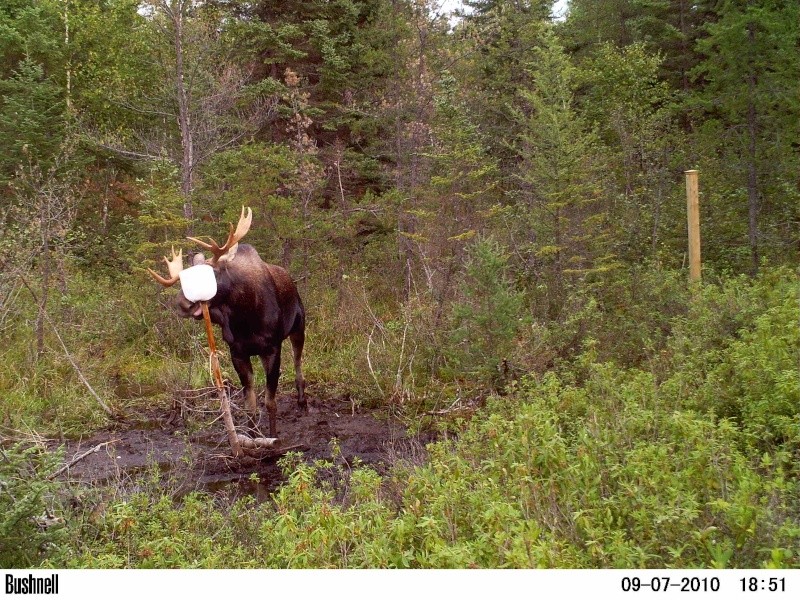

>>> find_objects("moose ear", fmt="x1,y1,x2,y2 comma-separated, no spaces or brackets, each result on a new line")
192,252,207,266
219,243,239,264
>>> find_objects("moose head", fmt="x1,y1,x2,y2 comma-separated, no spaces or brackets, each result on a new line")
148,206,252,318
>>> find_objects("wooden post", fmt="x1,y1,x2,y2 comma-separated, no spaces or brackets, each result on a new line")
201,301,242,457
685,170,701,283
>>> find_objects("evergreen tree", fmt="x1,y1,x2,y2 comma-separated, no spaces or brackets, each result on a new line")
453,1,552,187
579,43,680,263
508,28,608,311
693,0,800,273
0,0,68,177
0,59,65,176
447,236,525,383
563,0,714,94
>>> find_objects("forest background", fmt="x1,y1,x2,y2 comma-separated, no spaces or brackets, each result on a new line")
1,0,798,568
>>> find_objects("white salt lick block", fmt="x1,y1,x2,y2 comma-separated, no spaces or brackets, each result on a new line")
179,264,217,302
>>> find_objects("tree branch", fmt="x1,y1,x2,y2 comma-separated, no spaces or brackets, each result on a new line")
48,440,119,479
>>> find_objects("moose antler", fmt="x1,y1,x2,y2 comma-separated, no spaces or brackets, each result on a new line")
187,206,252,265
147,247,184,287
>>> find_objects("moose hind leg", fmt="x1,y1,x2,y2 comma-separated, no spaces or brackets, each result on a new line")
290,330,307,411
259,348,281,437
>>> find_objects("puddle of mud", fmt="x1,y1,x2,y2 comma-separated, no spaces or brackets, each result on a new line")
53,393,432,500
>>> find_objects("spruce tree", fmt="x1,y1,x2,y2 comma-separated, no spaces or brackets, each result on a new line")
693,0,800,273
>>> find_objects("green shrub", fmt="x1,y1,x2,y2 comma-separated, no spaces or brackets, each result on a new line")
63,363,800,568
701,287,799,452
662,267,800,455
0,444,67,567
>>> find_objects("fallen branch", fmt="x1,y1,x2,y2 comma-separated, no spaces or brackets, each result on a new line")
47,317,114,416
175,386,220,400
48,440,118,479
366,324,384,397
201,301,243,457
236,434,278,449
240,442,304,459
425,397,474,416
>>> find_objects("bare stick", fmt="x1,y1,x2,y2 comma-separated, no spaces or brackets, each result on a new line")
48,440,118,479
335,160,346,208
394,322,409,402
201,301,243,457
236,434,278,449
48,315,113,415
366,325,385,397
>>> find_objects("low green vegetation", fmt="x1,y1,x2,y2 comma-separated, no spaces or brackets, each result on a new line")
3,266,797,569
0,444,67,568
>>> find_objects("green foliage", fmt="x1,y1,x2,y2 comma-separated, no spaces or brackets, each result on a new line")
691,0,800,271
562,0,714,91
454,1,549,174
197,143,308,269
0,58,65,175
694,0,799,129
62,317,800,567
578,43,681,264
663,267,800,454
507,27,613,302
709,294,799,450
446,238,525,383
70,0,157,134
506,368,797,568
0,444,67,568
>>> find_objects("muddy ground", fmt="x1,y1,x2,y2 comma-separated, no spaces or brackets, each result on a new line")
52,390,433,498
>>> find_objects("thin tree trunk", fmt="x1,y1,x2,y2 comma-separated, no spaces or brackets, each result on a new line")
393,74,412,301
679,0,689,94
301,190,310,294
746,22,759,276
652,149,668,263
37,241,50,358
101,166,112,235
63,0,72,115
652,183,662,260
172,0,194,230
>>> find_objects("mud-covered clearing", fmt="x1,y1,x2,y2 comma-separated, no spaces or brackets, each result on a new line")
53,391,431,497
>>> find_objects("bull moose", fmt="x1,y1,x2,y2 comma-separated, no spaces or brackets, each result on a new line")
148,207,306,437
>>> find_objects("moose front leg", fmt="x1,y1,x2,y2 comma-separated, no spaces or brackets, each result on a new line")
231,355,258,419
260,347,281,438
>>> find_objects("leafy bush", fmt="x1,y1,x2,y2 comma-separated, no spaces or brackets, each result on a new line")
0,444,67,567
662,267,800,454
702,286,799,452
63,362,799,568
